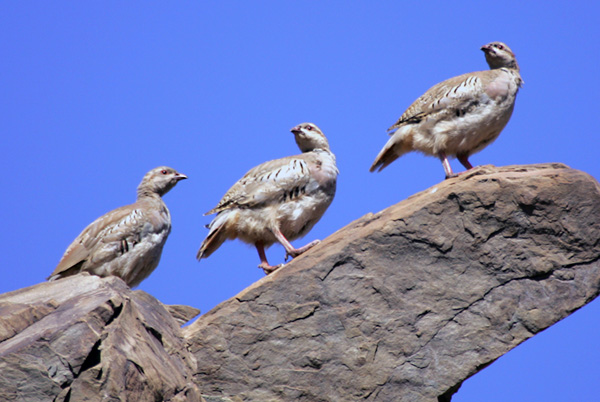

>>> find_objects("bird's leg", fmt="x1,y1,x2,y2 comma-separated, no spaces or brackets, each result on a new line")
439,151,456,179
457,154,474,171
255,242,283,275
272,228,321,261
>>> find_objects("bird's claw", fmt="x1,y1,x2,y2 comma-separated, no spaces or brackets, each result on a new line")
258,262,284,275
285,239,321,261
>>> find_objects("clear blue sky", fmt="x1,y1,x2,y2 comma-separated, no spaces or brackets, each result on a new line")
1,2,599,400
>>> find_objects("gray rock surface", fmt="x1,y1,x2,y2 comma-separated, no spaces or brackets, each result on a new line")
1,163,599,402
185,163,600,401
0,274,202,402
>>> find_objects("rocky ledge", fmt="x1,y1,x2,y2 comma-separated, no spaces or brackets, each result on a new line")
1,163,599,402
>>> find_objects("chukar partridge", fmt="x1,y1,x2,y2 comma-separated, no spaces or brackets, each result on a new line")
370,41,523,178
197,123,338,274
48,166,187,287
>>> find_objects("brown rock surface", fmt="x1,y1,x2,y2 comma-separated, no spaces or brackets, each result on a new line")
1,163,599,402
185,163,600,401
0,275,202,402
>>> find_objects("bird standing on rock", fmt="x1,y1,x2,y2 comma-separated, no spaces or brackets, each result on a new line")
370,41,523,178
48,166,187,287
197,123,338,274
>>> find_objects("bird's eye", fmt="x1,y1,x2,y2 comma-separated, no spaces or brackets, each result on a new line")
496,44,504,49
161,170,168,175
306,126,313,131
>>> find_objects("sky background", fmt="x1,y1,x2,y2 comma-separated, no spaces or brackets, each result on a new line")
1,2,599,400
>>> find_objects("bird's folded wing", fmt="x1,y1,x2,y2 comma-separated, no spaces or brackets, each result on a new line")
50,204,146,276
388,71,490,132
206,155,313,214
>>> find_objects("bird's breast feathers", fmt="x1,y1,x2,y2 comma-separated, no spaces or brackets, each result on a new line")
482,68,522,101
306,150,338,188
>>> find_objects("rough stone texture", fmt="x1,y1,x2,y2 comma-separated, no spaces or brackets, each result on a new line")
0,275,202,402
1,163,600,402
185,163,600,402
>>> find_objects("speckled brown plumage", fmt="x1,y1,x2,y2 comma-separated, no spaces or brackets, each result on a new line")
48,166,187,287
370,42,523,178
197,123,338,274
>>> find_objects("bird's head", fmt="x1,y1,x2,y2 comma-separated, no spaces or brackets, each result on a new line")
481,42,519,71
290,123,330,152
138,166,187,198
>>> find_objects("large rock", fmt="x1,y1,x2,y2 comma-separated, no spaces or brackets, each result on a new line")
1,163,599,402
0,275,202,402
185,163,600,401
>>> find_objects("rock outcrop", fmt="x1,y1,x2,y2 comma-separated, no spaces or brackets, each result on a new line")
0,275,202,402
1,163,599,402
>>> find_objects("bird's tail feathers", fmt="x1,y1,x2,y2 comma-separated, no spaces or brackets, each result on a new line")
369,130,413,172
196,211,231,260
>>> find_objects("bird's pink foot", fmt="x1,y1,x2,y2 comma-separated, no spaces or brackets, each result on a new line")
284,239,321,261
456,155,476,177
255,242,284,274
258,262,284,275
